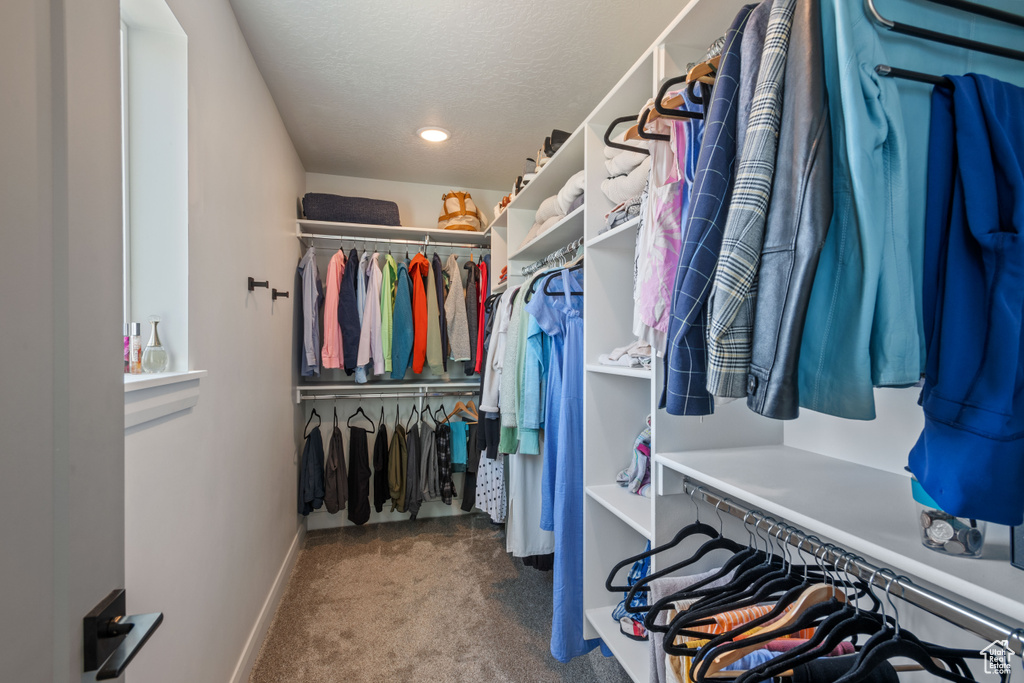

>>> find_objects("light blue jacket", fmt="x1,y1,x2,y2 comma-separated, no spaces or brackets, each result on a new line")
800,0,1024,420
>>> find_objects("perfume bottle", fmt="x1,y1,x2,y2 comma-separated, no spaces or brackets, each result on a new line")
124,324,131,374
141,316,170,373
129,322,143,374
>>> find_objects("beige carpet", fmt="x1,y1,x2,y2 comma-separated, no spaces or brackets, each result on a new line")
250,514,632,682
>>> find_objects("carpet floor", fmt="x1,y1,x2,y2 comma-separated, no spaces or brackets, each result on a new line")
249,514,632,682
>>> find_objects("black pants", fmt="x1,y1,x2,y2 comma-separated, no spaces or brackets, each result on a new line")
372,426,389,513
347,427,371,525
461,423,480,512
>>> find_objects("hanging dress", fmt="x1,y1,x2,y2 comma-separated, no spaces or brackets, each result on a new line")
532,269,598,662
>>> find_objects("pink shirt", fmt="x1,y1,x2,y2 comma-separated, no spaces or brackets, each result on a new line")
356,253,385,376
321,250,345,368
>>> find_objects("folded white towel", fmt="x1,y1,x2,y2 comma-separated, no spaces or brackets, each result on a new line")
522,213,564,247
556,170,586,216
605,147,647,177
601,156,651,205
534,194,561,225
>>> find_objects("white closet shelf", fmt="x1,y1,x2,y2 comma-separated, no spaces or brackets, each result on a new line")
486,207,508,233
295,220,490,246
509,205,585,262
654,446,1024,625
492,281,508,294
503,128,586,213
586,363,652,380
587,216,641,249
585,607,651,683
586,485,652,539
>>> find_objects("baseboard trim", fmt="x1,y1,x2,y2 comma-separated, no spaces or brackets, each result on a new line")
229,524,305,683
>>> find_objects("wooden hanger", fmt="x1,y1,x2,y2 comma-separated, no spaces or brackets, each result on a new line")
445,400,478,422
703,584,847,676
652,55,721,119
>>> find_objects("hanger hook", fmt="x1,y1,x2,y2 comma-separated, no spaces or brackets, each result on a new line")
764,517,781,561
773,523,788,569
712,496,726,535
876,568,901,634
687,483,701,522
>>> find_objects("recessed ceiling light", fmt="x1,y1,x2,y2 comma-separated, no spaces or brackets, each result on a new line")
417,127,450,142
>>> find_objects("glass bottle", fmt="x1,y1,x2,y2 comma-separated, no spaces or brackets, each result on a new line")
129,322,143,374
141,316,170,373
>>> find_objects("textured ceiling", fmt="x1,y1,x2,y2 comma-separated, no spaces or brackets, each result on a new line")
228,0,688,189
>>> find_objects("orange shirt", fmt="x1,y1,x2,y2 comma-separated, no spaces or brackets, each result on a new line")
408,253,431,373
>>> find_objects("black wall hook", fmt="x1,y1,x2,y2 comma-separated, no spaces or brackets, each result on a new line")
248,277,269,292
272,288,289,301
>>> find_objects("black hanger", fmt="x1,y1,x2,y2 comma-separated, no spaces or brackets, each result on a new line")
603,115,651,155
434,404,450,426
867,0,1024,63
654,74,706,120
637,502,769,625
607,523,719,593
875,64,954,89
544,266,583,296
333,406,339,430
635,107,671,141
627,533,746,622
407,404,419,429
347,406,376,433
303,408,321,438
379,406,385,429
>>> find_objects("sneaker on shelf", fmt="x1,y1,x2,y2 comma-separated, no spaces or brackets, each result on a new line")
546,129,571,157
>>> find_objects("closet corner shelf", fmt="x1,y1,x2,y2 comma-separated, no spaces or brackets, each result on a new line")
587,216,641,249
503,127,586,213
586,484,652,539
492,281,508,294
486,209,507,233
509,205,585,263
654,446,1024,626
586,363,652,380
585,606,651,683
295,220,491,247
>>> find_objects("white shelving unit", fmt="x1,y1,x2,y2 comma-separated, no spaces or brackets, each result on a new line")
465,0,1024,678
585,607,651,682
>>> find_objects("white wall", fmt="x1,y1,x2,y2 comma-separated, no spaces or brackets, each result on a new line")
1,0,125,680
306,172,505,229
123,1,305,682
124,8,190,370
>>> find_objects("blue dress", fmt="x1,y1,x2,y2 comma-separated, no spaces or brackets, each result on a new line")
529,269,596,662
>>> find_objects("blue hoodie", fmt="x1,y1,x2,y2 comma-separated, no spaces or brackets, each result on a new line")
390,261,414,380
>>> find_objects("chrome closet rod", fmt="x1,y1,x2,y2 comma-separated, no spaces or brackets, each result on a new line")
300,390,479,401
683,478,1024,655
298,232,490,251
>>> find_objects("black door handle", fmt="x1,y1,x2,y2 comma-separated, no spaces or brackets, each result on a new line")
84,589,163,680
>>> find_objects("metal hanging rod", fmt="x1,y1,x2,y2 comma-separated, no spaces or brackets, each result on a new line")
298,232,490,251
300,390,479,402
683,478,1024,655
522,237,584,276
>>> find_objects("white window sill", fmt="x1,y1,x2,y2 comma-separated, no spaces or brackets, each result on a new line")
124,370,207,430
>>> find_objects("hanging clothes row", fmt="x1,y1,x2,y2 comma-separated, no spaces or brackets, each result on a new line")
296,245,491,382
472,255,594,662
606,486,1020,683
608,0,1024,525
298,401,482,524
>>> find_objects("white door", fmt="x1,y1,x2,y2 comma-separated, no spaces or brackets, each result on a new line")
0,0,134,680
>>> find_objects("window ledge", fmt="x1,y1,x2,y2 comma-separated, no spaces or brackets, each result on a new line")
124,370,207,429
